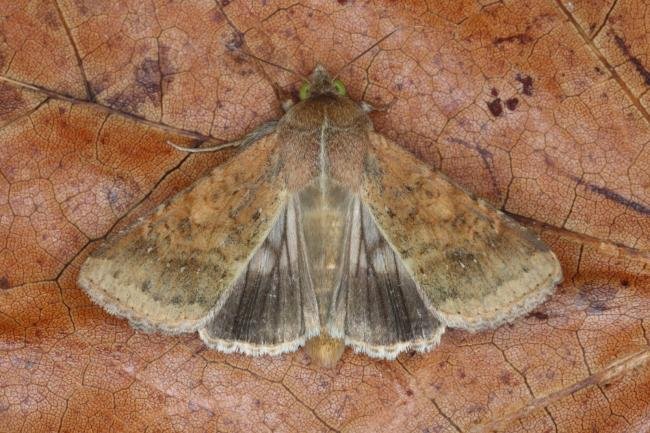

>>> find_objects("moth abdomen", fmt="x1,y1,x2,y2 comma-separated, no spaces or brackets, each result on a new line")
305,334,345,369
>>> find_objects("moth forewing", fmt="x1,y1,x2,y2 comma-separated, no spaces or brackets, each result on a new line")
77,132,288,334
361,131,563,331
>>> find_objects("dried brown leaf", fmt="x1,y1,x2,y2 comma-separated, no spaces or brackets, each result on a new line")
1,1,649,432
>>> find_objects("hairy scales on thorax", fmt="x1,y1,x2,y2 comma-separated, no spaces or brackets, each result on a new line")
278,88,371,192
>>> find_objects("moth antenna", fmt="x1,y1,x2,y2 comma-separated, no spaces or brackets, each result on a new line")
241,51,309,82
333,28,399,79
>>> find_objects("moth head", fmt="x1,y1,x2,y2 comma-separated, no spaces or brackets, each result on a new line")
298,65,346,100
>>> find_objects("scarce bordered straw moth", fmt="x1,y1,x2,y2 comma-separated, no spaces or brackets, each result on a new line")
78,45,562,368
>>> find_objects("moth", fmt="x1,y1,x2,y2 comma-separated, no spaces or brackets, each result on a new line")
78,65,562,368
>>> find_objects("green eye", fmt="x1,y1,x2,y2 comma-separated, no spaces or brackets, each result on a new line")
333,79,346,96
299,82,311,100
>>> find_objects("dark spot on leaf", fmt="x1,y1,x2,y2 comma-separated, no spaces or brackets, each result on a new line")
578,283,618,315
106,189,119,206
405,389,414,396
0,276,9,290
251,209,261,221
612,33,650,85
491,88,499,97
515,74,534,96
135,58,162,96
589,302,609,313
505,97,519,111
141,280,152,293
499,371,513,385
528,311,548,321
231,53,247,66
620,279,629,287
88,72,111,97
187,400,202,412
74,0,106,16
105,58,161,113
337,0,351,4
104,176,139,214
41,10,61,29
493,33,532,45
487,98,503,116
211,9,224,23
221,0,231,5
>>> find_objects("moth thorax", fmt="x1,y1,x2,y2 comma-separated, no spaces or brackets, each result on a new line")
305,334,345,368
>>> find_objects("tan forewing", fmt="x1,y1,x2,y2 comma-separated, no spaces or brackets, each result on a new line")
78,133,286,333
362,132,562,331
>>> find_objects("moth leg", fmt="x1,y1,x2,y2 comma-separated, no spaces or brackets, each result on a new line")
166,121,278,153
359,101,374,113
359,100,395,113
282,98,295,112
